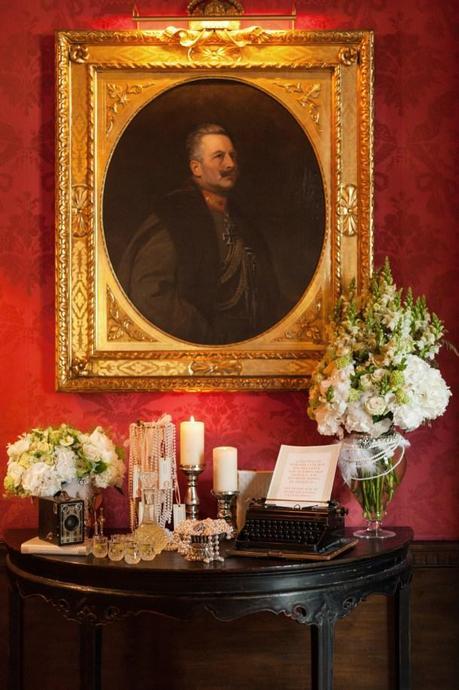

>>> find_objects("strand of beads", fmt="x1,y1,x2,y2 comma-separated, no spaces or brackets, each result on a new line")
169,518,232,562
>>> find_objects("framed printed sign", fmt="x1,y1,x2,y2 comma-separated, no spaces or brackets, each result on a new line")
55,27,373,391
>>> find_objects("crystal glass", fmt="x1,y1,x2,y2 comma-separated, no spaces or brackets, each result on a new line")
92,535,108,558
339,431,408,539
139,541,156,561
124,539,141,565
108,535,126,561
134,472,169,555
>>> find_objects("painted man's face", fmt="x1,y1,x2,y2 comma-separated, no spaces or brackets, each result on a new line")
190,134,238,195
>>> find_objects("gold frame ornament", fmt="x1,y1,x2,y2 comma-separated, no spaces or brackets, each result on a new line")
55,28,373,392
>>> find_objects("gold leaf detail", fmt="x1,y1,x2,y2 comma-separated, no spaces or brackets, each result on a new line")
72,185,91,238
71,358,92,377
274,82,321,132
106,82,155,134
107,288,154,342
188,0,244,15
277,300,323,343
338,184,358,237
69,44,89,63
163,26,268,64
339,47,358,66
191,44,240,63
189,360,243,376
97,361,163,377
71,240,89,355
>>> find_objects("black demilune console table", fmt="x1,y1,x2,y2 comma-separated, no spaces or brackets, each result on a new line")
5,527,412,690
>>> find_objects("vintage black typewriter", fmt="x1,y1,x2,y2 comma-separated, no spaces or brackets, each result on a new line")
235,499,348,554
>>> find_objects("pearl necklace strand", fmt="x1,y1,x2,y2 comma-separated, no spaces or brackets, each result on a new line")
128,415,178,531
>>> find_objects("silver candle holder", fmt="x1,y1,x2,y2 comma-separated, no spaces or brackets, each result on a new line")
211,490,239,536
180,464,205,520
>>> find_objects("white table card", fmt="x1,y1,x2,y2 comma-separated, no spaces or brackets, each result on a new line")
266,443,342,508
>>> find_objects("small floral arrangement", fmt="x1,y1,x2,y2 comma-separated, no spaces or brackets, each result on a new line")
307,259,451,439
4,424,125,498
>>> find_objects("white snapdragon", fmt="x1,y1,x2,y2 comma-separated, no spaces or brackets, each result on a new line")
307,260,450,439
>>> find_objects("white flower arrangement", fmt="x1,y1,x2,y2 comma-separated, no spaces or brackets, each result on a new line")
4,424,125,498
308,260,451,439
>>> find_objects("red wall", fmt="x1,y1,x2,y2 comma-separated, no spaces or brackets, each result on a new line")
1,0,457,539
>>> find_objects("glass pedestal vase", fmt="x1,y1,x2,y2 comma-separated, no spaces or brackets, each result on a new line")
339,431,408,539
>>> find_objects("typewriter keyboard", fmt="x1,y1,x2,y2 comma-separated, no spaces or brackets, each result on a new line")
242,518,325,546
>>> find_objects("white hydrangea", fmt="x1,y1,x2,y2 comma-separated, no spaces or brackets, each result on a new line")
314,406,343,437
393,355,451,431
5,461,25,488
82,426,118,464
21,462,62,497
93,456,126,489
55,446,77,482
7,436,30,458
344,403,374,435
4,424,125,498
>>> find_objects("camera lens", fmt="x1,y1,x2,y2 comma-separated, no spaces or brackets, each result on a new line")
64,514,79,531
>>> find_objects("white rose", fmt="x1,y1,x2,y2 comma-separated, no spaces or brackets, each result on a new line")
371,368,386,383
365,395,387,416
360,374,373,391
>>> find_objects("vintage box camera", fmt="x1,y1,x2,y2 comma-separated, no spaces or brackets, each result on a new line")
38,493,85,546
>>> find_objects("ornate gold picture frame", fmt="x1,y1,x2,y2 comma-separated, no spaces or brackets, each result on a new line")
56,28,373,392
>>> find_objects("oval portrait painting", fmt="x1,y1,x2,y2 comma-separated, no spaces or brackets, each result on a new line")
103,78,326,346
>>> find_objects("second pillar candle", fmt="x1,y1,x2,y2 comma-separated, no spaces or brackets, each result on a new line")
213,446,238,492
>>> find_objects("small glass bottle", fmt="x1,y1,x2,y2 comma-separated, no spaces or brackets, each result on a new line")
134,472,169,555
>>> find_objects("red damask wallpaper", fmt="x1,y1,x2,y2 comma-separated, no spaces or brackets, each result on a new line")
0,0,457,539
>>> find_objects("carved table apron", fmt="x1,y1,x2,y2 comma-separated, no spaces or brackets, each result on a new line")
5,528,413,690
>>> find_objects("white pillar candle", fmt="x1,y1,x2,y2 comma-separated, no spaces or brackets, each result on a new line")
213,447,238,492
180,417,205,466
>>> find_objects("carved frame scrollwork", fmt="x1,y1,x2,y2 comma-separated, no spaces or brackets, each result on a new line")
55,28,373,392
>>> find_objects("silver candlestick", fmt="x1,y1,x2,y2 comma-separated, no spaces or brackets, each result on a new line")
211,490,239,536
180,464,205,520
